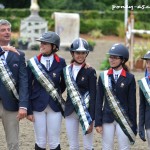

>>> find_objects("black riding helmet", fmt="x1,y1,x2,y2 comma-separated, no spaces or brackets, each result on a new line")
70,38,90,52
70,38,90,64
108,43,129,62
141,51,150,60
36,31,60,51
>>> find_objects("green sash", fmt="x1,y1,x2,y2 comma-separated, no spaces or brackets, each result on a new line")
27,56,65,113
138,77,150,105
100,70,135,144
0,58,19,100
63,65,92,134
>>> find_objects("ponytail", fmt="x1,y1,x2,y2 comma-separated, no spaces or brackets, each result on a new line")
122,63,130,72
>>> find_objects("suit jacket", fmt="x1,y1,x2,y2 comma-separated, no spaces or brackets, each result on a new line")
95,68,137,135
64,64,97,121
139,86,150,130
0,49,28,111
27,54,66,115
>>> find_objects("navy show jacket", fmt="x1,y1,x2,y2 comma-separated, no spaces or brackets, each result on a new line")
27,54,66,115
64,64,97,121
139,84,150,131
95,68,137,135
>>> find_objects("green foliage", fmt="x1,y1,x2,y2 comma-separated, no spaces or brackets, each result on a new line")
105,11,124,21
1,8,150,36
10,38,19,48
87,39,96,51
38,0,98,10
134,42,150,62
133,21,150,38
134,21,150,30
117,22,125,38
45,18,55,31
1,0,150,11
80,10,100,19
100,57,110,70
135,12,150,23
1,17,21,32
100,19,121,35
88,30,103,39
80,19,100,33
94,2,107,11
30,44,40,51
39,0,68,9
0,0,30,8
141,34,150,39
80,19,121,35
39,9,59,17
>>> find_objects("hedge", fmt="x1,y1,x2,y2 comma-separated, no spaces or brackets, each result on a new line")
0,9,150,34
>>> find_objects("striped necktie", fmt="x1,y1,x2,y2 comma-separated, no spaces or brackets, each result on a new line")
115,74,118,83
46,60,50,71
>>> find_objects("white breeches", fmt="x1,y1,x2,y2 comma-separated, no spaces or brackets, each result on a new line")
33,106,62,149
102,121,130,150
146,129,150,149
65,112,94,150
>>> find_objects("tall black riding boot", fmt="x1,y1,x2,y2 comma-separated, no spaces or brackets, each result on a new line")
35,143,46,150
50,144,61,150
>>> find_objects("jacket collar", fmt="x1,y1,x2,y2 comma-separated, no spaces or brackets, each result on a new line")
37,54,60,62
71,62,86,68
107,68,126,77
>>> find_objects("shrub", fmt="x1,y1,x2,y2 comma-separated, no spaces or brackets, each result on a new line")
80,19,100,33
0,9,150,37
117,22,125,38
100,19,121,35
80,10,101,19
30,44,40,51
88,30,103,39
100,57,110,70
134,42,150,62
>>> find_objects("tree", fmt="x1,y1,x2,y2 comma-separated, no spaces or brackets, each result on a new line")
0,0,149,10
0,0,30,8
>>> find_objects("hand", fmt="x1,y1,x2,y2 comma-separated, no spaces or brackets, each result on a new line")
96,126,103,134
26,115,35,122
16,108,27,121
87,122,93,134
2,46,20,55
139,130,146,141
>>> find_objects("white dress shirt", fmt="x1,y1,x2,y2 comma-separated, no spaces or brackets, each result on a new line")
72,65,82,80
41,54,54,69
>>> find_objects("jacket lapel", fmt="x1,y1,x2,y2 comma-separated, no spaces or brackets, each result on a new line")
49,58,59,71
6,52,14,64
110,74,115,83
117,75,125,84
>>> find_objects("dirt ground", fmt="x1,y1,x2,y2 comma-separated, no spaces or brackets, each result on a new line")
0,35,148,149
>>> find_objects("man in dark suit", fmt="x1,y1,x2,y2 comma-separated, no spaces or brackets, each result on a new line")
0,19,28,150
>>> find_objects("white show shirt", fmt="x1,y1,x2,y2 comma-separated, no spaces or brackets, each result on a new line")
113,68,123,79
72,65,82,80
41,55,54,68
